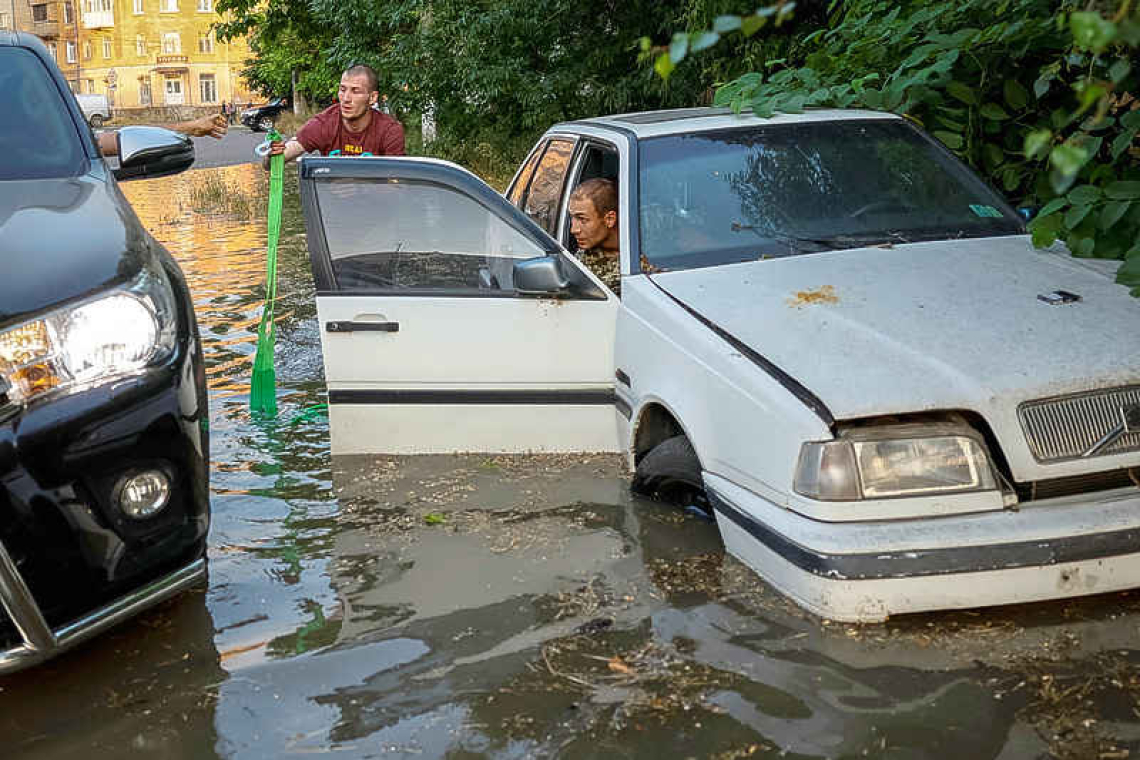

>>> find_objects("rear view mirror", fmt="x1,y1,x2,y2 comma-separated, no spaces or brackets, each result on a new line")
113,126,194,181
513,255,570,295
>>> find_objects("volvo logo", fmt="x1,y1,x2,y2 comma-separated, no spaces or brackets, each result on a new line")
1083,403,1140,457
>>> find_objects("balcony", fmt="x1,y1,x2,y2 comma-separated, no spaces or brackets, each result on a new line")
82,9,114,28
156,54,187,64
32,19,59,37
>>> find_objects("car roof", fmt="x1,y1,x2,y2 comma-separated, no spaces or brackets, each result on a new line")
557,106,902,139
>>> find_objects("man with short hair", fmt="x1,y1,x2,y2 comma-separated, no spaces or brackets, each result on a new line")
568,177,621,295
262,64,404,169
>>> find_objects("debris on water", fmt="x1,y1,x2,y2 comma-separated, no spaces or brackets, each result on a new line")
423,512,446,525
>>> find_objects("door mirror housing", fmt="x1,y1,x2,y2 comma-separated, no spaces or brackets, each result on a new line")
513,255,570,295
113,126,194,182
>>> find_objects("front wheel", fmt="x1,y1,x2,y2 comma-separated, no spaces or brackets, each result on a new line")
631,435,708,510
257,115,275,132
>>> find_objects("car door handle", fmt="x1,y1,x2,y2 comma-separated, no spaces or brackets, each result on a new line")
325,320,400,333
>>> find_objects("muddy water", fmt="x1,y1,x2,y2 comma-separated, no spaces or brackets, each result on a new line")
3,165,1140,759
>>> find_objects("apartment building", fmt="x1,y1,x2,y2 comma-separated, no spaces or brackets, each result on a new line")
5,0,254,110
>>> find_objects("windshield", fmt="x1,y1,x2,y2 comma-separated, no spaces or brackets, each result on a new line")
637,119,1022,271
0,48,86,181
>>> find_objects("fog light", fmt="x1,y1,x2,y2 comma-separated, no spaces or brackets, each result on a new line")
115,469,171,519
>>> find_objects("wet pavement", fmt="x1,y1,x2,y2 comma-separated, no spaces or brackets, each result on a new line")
4,164,1140,759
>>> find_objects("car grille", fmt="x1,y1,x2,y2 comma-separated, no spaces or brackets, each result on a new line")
1015,468,1139,502
1018,386,1140,463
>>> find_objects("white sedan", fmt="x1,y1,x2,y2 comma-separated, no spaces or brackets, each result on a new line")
299,108,1140,622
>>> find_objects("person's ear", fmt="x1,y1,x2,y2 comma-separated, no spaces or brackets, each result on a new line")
604,210,617,229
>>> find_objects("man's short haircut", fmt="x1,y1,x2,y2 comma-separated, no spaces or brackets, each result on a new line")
570,178,618,217
343,64,379,93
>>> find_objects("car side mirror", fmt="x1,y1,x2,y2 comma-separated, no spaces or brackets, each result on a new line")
513,255,570,295
113,126,194,182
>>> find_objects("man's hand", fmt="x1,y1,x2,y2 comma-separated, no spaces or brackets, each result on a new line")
176,113,228,139
262,138,306,170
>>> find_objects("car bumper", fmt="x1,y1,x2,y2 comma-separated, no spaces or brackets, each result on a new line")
0,346,210,672
707,472,1140,622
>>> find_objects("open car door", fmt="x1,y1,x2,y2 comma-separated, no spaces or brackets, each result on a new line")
299,157,621,454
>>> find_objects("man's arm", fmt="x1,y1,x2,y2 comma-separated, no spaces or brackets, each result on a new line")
262,138,307,170
97,114,227,157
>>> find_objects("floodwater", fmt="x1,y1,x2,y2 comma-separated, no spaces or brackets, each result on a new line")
4,164,1140,760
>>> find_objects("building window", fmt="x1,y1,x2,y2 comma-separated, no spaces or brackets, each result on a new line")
83,41,92,59
0,12,9,28
63,2,72,24
198,33,213,53
136,35,146,56
48,42,57,60
196,0,212,10
133,0,143,13
66,41,77,63
199,73,217,103
103,39,112,58
139,79,152,105
160,0,177,11
31,4,48,22
162,31,180,54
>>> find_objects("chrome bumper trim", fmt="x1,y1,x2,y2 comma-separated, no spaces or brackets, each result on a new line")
0,556,206,674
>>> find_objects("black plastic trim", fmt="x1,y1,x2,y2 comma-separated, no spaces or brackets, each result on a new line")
326,320,398,333
329,389,616,406
710,489,1140,581
615,395,632,419
615,369,631,387
646,277,835,428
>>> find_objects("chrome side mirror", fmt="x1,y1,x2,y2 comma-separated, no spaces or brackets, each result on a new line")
113,126,194,181
513,255,570,295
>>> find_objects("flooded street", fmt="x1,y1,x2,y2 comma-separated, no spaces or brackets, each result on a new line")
4,164,1140,759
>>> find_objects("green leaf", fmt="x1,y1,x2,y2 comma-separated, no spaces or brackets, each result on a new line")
1050,166,1079,194
1033,73,1052,99
983,143,1005,168
1067,184,1102,205
1024,129,1052,159
741,14,767,37
1072,236,1096,257
980,102,1010,121
669,32,688,64
1117,256,1140,287
1049,143,1090,176
654,52,674,80
1029,214,1062,247
932,130,964,150
1120,19,1140,46
1111,130,1136,159
691,31,720,53
1070,11,1117,54
712,14,742,33
1075,82,1108,116
1064,203,1092,228
1003,79,1029,110
1099,200,1131,230
1108,59,1132,84
946,81,977,105
1106,181,1140,200
1037,197,1069,218
1001,166,1021,192
424,512,446,525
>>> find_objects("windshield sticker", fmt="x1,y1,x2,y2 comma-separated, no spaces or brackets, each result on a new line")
969,204,1004,218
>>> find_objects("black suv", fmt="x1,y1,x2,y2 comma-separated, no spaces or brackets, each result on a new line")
240,96,291,132
0,32,210,672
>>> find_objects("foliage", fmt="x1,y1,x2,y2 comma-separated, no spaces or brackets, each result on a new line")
678,0,1140,294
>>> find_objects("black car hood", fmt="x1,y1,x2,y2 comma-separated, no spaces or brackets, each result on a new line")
0,174,147,327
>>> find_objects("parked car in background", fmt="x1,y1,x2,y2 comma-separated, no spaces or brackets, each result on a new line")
0,31,210,672
298,105,1140,623
240,96,290,132
75,92,111,127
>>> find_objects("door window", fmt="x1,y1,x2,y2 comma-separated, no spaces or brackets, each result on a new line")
316,178,548,293
507,143,544,207
522,138,573,236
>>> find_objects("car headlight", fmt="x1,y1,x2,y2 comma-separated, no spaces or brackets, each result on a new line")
0,265,177,405
793,422,999,501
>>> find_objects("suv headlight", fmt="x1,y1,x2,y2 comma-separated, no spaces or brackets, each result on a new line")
0,265,177,404
793,422,1000,501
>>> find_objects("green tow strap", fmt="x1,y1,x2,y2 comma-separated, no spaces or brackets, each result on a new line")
250,129,284,418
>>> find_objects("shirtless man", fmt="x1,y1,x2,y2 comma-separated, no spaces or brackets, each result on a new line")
568,178,620,295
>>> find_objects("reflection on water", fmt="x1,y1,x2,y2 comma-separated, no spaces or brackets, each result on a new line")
4,164,1140,760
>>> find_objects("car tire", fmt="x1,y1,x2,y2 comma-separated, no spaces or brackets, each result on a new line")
631,434,708,510
257,115,275,132
89,114,103,128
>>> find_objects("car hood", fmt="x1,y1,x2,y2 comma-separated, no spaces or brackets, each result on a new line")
0,174,147,327
652,235,1140,478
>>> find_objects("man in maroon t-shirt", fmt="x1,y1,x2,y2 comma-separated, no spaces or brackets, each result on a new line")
262,64,404,170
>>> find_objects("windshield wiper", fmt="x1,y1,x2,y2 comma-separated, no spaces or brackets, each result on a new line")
729,222,846,252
